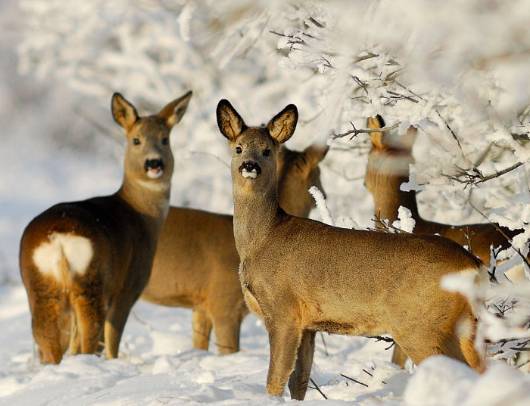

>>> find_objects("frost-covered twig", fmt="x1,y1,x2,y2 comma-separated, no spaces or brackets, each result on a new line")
445,162,524,187
331,121,399,140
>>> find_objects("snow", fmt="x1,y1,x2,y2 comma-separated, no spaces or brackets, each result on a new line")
309,186,334,226
392,207,416,233
1,0,530,404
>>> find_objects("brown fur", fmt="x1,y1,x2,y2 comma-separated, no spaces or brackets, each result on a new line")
217,99,484,400
365,114,522,367
19,91,192,364
141,144,327,354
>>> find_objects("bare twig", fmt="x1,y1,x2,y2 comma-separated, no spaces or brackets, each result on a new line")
488,246,502,283
444,162,524,187
367,335,395,350
435,109,463,152
309,377,328,399
362,368,387,385
332,121,399,140
319,332,329,356
340,373,368,387
370,217,411,234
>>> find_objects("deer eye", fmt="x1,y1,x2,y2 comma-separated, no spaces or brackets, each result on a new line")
263,148,271,157
235,146,242,154
162,138,169,146
133,138,141,146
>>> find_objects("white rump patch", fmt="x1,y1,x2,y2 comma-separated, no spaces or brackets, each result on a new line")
33,233,93,280
241,168,258,179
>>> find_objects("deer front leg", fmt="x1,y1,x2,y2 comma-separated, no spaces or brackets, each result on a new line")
266,319,303,397
192,308,212,351
288,330,315,400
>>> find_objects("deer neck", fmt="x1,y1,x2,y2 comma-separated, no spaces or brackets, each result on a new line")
233,183,280,260
372,173,420,224
117,173,170,229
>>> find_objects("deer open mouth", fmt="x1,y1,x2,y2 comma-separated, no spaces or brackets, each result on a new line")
239,161,261,179
145,159,164,179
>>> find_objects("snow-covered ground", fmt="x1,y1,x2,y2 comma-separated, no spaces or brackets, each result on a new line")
1,282,530,405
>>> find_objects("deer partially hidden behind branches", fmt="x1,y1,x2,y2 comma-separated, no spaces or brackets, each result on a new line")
19,91,192,364
365,114,525,367
217,99,484,400
141,144,328,354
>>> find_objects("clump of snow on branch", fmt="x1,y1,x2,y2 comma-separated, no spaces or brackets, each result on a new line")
309,186,334,225
392,206,416,233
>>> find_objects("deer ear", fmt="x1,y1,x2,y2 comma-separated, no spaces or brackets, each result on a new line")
367,115,386,149
303,144,329,167
159,90,193,128
267,104,298,144
217,99,246,141
111,93,139,131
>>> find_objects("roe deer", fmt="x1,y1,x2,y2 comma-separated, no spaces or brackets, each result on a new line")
217,99,484,400
141,144,328,354
365,114,525,367
19,91,192,364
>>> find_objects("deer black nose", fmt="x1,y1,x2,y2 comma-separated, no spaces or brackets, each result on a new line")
239,161,261,174
144,159,164,171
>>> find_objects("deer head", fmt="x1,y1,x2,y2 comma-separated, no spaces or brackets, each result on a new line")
216,99,298,197
364,115,417,195
112,91,192,188
364,115,419,222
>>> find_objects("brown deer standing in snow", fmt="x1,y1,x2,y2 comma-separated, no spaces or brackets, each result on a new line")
19,91,192,364
142,144,328,354
365,115,525,366
217,99,484,400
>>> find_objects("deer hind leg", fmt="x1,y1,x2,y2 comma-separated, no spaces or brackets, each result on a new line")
104,293,138,359
31,288,65,364
391,344,409,368
395,329,471,368
212,316,242,355
288,330,316,400
455,313,485,372
71,287,105,355
192,308,212,351
68,311,81,355
266,316,303,397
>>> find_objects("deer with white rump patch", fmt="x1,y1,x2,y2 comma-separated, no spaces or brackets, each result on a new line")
217,99,484,400
142,144,327,354
19,91,192,364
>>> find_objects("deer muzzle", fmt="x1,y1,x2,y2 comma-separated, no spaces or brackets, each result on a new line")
239,161,261,179
144,158,165,179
